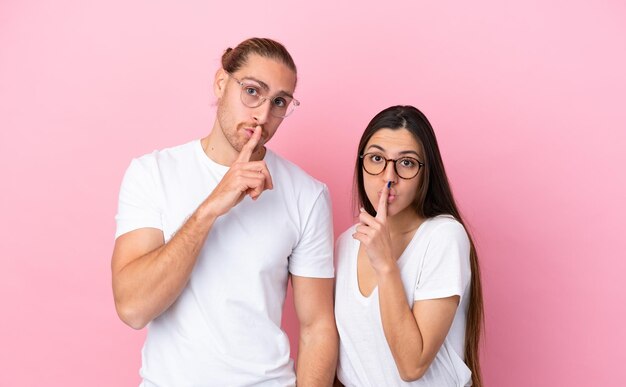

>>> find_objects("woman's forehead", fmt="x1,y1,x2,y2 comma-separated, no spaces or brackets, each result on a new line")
366,128,421,153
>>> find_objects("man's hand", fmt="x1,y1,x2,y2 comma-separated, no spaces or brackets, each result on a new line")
203,126,274,217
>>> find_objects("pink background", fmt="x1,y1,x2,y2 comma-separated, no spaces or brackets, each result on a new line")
1,1,625,386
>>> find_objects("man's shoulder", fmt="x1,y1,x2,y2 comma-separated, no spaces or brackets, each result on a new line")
266,149,326,191
131,139,199,168
135,139,197,161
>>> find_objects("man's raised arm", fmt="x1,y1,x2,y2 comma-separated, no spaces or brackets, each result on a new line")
112,126,272,329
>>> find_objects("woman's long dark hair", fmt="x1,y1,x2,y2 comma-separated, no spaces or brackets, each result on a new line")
354,105,484,387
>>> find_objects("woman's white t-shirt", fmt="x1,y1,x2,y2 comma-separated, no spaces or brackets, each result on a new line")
335,215,473,387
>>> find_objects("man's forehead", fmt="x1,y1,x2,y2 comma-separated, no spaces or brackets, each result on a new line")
234,55,296,93
239,76,271,91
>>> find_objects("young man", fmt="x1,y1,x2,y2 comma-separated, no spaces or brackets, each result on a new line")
112,38,337,386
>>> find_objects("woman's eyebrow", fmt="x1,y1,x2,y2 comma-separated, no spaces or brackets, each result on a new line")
366,145,420,157
366,144,385,152
398,150,420,156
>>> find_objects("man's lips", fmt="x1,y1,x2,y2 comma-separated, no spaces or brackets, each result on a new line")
241,125,262,139
243,128,254,138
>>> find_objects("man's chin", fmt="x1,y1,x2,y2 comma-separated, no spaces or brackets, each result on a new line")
235,142,265,155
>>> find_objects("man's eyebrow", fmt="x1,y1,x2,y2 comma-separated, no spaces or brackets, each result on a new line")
241,76,294,99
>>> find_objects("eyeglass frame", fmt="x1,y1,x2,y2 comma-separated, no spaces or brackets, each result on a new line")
359,152,425,180
226,72,300,118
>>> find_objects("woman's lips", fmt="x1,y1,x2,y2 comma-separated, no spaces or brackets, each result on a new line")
378,191,397,203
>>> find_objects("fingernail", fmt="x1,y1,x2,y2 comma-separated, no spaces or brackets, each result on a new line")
387,181,391,188
360,207,365,212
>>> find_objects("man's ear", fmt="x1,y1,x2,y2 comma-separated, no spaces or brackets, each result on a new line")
213,68,228,98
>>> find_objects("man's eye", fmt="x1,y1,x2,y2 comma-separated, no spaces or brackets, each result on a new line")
245,86,259,96
273,98,287,108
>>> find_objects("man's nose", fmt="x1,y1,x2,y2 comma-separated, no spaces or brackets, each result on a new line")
252,98,272,125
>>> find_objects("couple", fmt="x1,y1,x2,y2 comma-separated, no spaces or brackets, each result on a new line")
112,37,483,387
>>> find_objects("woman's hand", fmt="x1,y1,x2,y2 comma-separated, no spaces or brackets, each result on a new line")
352,181,395,273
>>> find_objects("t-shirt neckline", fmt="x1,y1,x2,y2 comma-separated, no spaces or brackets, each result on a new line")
194,139,274,173
352,217,433,302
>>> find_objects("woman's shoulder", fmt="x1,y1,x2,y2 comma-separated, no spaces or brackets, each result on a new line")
422,215,468,242
337,224,358,245
335,224,359,268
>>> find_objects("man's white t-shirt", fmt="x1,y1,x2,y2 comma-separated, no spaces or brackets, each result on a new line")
335,215,472,387
115,140,334,387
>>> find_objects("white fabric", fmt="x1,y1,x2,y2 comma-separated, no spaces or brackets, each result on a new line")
335,215,472,387
115,139,334,387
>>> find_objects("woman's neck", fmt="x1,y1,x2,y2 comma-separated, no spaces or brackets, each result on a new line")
387,207,424,239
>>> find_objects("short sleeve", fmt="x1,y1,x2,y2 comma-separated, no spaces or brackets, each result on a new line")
114,157,163,239
414,220,471,302
288,185,334,278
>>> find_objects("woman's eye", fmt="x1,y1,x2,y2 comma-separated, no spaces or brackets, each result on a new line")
399,158,416,168
370,155,384,163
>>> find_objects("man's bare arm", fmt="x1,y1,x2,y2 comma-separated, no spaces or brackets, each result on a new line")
111,126,272,329
293,275,338,387
111,208,217,329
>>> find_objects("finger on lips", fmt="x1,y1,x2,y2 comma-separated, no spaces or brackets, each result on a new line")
236,126,274,191
375,181,390,220
237,125,262,163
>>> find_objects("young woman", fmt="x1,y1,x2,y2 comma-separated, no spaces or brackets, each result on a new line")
334,105,483,387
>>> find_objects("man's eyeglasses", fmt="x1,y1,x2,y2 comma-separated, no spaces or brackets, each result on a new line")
360,152,424,179
227,73,300,118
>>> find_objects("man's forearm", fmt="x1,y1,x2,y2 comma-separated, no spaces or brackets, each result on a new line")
296,323,338,387
113,203,218,329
